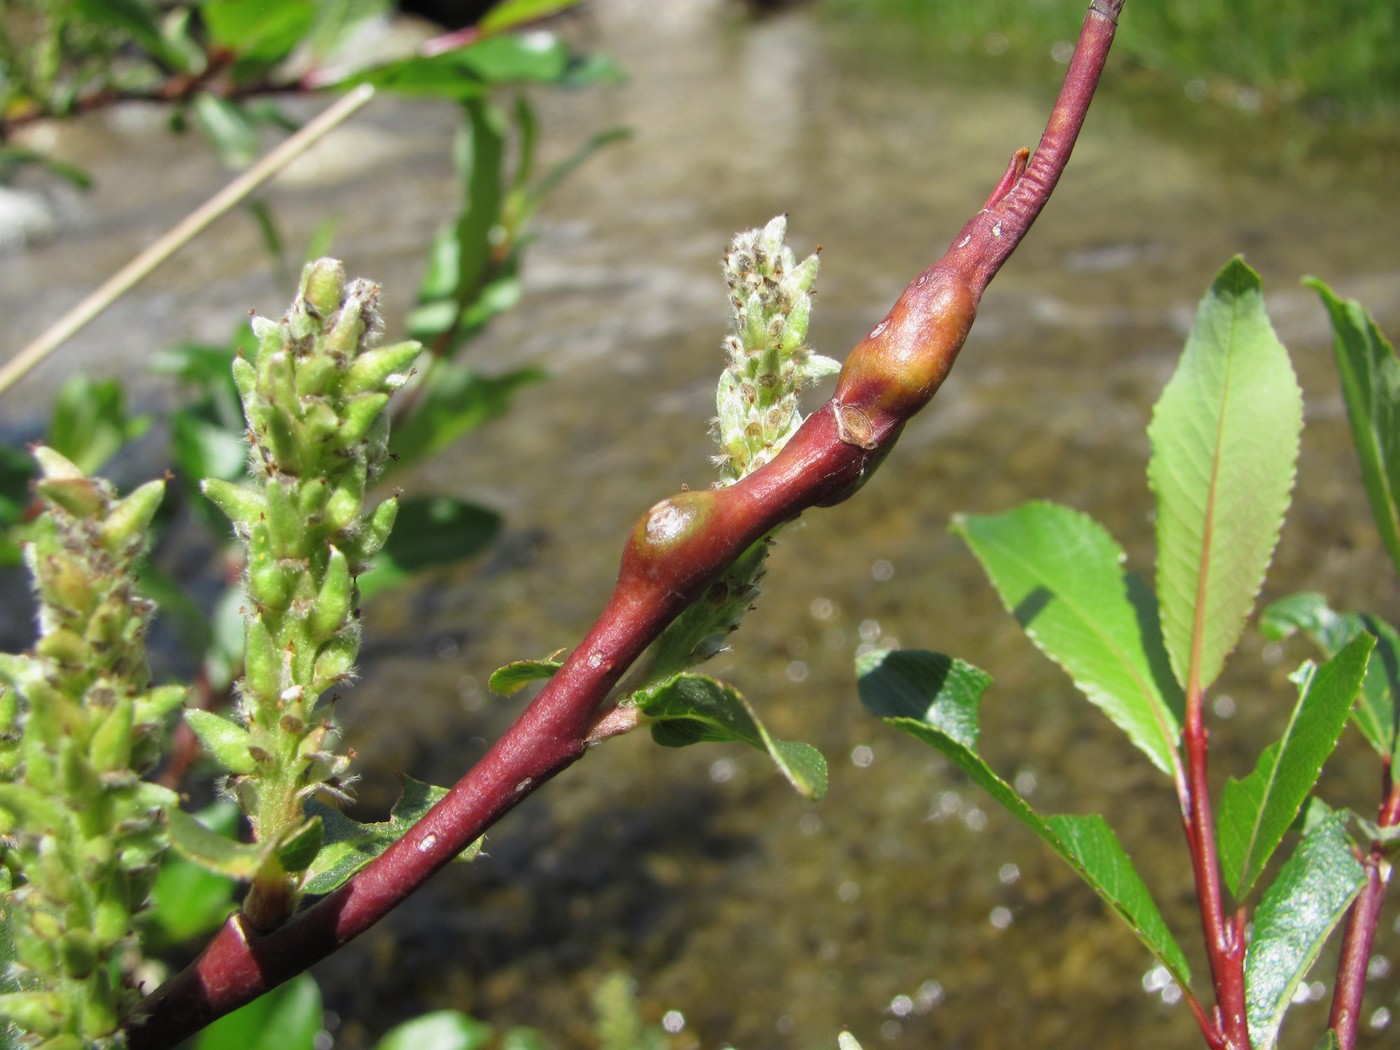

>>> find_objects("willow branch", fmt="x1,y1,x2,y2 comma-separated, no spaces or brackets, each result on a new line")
124,3,1125,1046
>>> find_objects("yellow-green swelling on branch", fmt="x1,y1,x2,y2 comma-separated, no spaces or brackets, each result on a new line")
0,449,185,1048
194,259,420,931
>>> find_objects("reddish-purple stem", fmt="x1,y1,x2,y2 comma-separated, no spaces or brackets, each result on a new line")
1329,774,1400,1049
1181,699,1247,1050
124,3,1125,1046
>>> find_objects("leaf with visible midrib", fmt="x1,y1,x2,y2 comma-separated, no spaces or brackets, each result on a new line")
1148,258,1302,693
953,502,1182,778
1308,279,1400,579
1216,633,1373,898
1244,813,1365,1050
857,649,1191,990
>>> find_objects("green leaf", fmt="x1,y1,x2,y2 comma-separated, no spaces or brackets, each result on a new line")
301,777,482,896
168,806,268,880
638,674,828,800
857,648,1192,989
143,802,240,947
73,0,169,63
488,658,563,696
853,648,989,748
46,375,150,475
387,363,544,469
194,973,322,1050
455,34,570,84
1217,633,1374,898
202,0,317,65
479,0,586,32
304,0,392,62
1148,258,1302,692
374,1011,493,1050
1244,814,1366,1050
952,502,1182,777
1307,279,1400,578
1262,593,1400,763
1312,1033,1341,1050
191,92,260,168
356,496,502,600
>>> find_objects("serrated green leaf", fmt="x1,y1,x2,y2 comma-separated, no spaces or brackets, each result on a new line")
1244,815,1365,1050
952,502,1182,777
1148,258,1302,692
638,675,827,800
854,649,989,749
301,777,481,896
168,807,267,880
1217,633,1374,898
1307,279,1400,579
387,363,544,470
356,496,501,600
488,658,563,696
1262,593,1400,763
374,1010,493,1050
194,973,322,1050
857,648,1191,989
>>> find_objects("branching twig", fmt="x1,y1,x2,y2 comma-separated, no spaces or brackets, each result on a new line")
123,3,1127,1046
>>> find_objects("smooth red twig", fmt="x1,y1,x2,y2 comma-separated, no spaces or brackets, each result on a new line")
1181,694,1247,1050
123,3,1126,1046
1329,775,1400,1049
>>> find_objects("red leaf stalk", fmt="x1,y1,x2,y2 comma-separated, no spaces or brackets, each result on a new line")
124,3,1125,1046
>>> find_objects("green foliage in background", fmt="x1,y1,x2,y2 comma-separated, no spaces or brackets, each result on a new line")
819,0,1400,116
857,261,1399,1050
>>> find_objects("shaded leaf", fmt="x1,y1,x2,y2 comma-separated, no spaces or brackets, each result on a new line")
46,375,150,475
374,1011,493,1050
387,363,544,468
1217,634,1374,898
1245,815,1365,1050
638,675,827,800
488,658,563,696
357,496,501,600
143,802,240,948
1313,1033,1341,1050
1262,593,1400,763
1148,259,1302,691
854,648,988,749
302,777,481,896
1307,279,1400,578
480,0,586,32
168,807,267,880
194,973,322,1050
857,648,1192,988
202,0,317,65
953,502,1182,777
191,93,260,168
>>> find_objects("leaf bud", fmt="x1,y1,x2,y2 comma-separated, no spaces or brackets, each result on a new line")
337,392,391,448
185,709,258,775
342,341,422,396
309,546,353,640
243,614,282,702
57,928,98,979
88,693,134,774
301,258,347,319
98,478,165,554
312,631,358,690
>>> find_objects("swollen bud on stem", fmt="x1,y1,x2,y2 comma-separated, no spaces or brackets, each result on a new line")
833,267,978,426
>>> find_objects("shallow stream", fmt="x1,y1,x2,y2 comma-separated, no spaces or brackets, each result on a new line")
3,1,1400,1047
